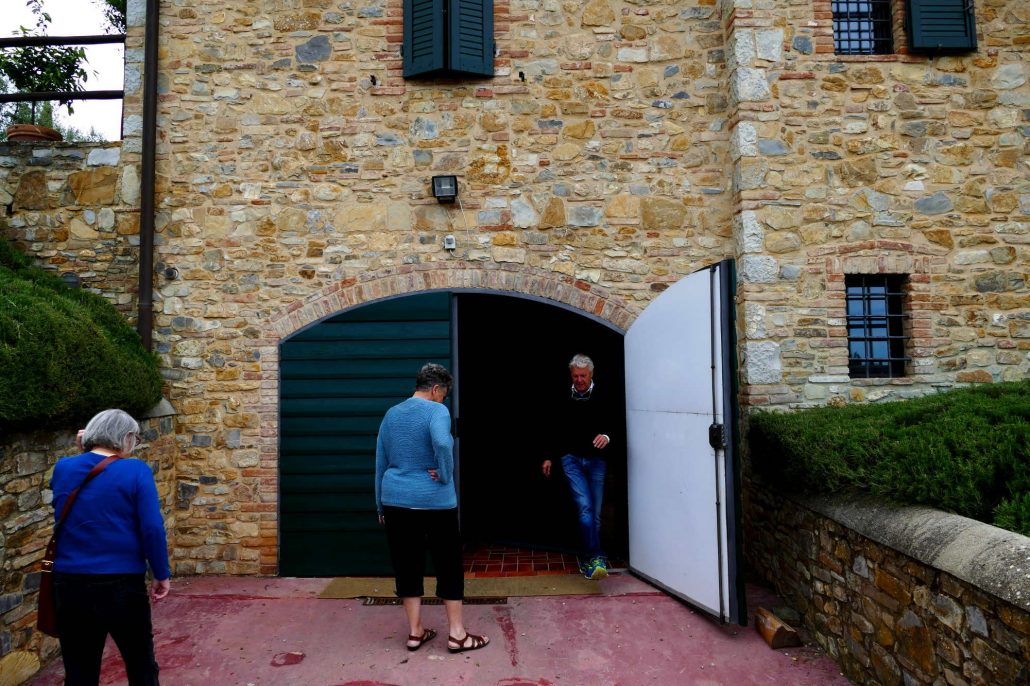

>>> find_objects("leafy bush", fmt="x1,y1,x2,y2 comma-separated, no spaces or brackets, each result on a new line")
0,238,162,432
748,382,1030,536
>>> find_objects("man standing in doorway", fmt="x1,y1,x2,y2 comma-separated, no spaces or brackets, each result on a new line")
542,354,616,580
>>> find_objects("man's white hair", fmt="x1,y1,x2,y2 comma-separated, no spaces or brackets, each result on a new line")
568,354,594,372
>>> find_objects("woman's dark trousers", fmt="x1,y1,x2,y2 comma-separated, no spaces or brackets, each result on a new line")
383,506,465,600
54,573,160,686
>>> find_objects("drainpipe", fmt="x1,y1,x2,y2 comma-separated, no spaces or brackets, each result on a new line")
136,0,160,350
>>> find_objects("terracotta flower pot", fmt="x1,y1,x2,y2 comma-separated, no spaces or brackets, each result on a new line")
5,124,63,143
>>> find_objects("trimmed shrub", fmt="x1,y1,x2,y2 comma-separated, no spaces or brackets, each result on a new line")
748,381,1030,536
0,238,162,432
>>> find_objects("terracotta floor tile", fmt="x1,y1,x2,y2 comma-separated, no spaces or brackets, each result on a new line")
462,545,586,576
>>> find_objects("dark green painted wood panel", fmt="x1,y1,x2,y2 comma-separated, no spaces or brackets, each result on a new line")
281,416,383,436
279,398,401,418
450,0,494,77
280,339,451,360
288,321,451,341
280,358,441,379
282,532,389,576
403,0,445,78
280,292,452,576
280,436,377,455
906,0,976,52
280,377,416,398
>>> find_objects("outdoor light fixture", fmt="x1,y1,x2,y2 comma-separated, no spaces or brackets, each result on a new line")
60,272,81,288
431,175,458,203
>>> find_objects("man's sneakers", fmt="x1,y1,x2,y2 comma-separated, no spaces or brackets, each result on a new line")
580,556,609,580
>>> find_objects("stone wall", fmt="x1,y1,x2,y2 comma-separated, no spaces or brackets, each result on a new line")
0,416,177,686
144,0,1028,572
726,0,1029,407
745,485,1030,686
148,0,740,575
1,0,1027,574
0,142,144,320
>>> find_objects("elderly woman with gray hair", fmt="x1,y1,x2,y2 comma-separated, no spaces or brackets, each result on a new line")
50,409,170,686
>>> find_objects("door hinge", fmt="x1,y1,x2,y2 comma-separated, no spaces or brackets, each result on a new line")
708,423,725,450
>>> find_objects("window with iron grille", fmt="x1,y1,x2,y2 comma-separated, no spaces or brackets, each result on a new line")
846,275,909,378
832,0,894,55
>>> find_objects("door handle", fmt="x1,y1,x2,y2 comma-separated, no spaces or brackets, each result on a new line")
708,423,725,450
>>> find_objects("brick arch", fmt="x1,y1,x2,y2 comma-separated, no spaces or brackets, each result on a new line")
268,262,638,341
251,263,638,574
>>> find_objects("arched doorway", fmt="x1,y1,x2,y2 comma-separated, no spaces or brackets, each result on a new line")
275,261,744,625
455,293,627,557
278,290,626,577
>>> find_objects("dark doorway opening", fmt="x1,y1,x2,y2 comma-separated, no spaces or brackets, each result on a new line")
455,294,627,561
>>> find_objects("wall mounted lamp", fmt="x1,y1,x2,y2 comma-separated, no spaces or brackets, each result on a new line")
431,175,458,203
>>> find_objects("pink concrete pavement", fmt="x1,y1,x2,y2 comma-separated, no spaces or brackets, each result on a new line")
28,574,850,685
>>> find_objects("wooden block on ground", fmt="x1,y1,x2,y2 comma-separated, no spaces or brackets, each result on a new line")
755,606,802,649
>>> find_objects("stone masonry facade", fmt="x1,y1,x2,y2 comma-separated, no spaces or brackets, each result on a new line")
746,485,1030,686
0,143,142,317
0,0,1027,576
0,417,176,686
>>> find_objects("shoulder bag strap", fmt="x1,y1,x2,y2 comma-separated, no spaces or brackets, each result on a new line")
42,454,121,567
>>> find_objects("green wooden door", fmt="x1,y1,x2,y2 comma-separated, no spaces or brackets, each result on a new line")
279,292,452,576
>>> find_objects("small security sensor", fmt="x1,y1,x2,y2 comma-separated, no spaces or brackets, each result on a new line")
443,235,457,251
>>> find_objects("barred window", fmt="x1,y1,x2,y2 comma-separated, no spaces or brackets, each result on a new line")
832,0,894,55
846,275,909,378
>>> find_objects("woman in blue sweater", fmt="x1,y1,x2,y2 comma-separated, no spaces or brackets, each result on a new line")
50,409,170,685
375,363,489,654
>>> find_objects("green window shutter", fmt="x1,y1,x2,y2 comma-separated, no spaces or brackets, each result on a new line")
449,0,494,77
906,0,977,52
403,0,446,78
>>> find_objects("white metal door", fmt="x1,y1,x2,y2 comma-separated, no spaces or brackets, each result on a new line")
625,259,741,624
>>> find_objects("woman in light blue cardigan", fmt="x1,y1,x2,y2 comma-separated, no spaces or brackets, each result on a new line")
375,363,489,654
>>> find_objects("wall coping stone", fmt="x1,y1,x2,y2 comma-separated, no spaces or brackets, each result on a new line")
800,494,1030,612
141,397,177,419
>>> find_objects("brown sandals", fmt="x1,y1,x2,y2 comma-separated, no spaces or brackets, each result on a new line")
406,628,437,651
448,632,490,653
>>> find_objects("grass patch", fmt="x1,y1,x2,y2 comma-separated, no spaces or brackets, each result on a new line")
748,381,1030,537
0,237,162,432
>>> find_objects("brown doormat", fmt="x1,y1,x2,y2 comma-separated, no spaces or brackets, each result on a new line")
319,575,601,599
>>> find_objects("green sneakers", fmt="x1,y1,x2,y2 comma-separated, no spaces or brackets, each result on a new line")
582,556,608,580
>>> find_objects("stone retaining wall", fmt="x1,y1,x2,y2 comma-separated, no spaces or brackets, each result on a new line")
745,484,1030,686
0,141,143,320
0,416,177,686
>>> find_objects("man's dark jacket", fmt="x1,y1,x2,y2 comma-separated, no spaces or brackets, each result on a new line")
560,384,618,460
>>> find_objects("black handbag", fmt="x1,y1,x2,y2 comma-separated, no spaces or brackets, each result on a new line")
37,454,120,637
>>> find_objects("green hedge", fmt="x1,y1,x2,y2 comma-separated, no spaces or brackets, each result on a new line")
0,238,163,432
748,381,1030,537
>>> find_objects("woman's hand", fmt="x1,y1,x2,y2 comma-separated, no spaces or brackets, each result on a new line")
427,469,439,481
75,429,85,452
151,578,170,600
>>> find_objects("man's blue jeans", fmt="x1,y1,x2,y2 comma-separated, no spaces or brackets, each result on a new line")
561,454,607,561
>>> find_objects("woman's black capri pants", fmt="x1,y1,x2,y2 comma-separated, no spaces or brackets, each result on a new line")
382,506,464,600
